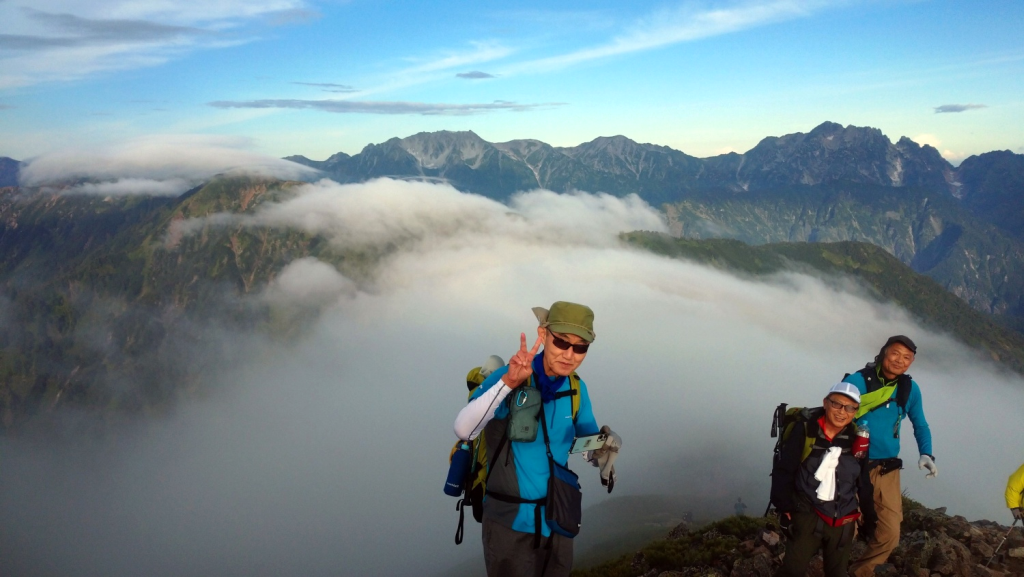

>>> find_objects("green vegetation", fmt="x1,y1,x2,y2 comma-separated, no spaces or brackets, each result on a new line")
0,176,378,432
663,182,1024,333
623,231,1024,373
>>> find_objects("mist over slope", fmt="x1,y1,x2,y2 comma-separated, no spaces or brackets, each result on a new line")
2,178,1023,576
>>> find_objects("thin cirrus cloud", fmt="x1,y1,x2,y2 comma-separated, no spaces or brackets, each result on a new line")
0,9,208,50
456,71,496,79
208,98,563,116
500,0,831,74
0,0,310,88
291,82,358,93
934,104,988,114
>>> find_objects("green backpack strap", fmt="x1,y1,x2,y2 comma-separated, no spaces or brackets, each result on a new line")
570,373,580,422
553,372,581,422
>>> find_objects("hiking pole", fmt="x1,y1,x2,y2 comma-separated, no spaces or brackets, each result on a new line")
986,517,1020,567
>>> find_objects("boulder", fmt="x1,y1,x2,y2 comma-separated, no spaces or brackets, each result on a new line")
1007,547,1024,558
728,554,772,577
969,538,994,559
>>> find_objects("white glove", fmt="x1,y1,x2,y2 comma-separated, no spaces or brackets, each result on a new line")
584,425,621,493
918,454,937,478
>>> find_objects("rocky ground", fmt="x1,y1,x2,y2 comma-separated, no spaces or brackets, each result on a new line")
574,499,1024,577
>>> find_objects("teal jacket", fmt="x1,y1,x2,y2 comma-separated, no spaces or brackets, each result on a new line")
473,361,599,537
843,367,932,460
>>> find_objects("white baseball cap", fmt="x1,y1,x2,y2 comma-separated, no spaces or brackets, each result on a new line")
827,382,861,404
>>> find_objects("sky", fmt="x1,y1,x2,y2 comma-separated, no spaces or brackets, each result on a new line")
3,177,1023,576
1,0,1022,164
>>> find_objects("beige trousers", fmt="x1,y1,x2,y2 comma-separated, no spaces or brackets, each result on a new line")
850,467,902,577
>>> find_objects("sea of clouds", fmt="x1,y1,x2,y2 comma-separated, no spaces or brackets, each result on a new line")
3,160,1022,576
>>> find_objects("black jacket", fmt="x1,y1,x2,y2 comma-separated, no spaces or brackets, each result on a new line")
770,412,876,527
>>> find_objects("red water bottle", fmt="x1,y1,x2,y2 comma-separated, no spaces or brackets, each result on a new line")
853,423,870,459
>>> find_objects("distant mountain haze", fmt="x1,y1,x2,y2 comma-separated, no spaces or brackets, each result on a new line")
0,157,19,188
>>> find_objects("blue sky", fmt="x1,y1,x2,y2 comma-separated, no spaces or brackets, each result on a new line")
1,0,1022,163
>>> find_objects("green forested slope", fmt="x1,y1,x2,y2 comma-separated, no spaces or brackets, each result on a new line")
624,231,1024,372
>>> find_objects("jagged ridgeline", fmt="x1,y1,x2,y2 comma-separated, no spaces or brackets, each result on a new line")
0,176,387,431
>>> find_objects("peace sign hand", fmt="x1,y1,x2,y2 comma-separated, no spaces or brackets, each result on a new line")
502,332,544,389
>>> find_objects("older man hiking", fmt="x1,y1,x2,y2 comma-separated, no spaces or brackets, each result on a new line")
453,301,618,577
771,383,877,577
845,335,935,577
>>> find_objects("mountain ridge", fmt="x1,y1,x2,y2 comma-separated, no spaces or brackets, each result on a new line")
283,121,974,199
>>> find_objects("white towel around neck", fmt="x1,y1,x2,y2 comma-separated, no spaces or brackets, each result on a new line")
814,446,843,501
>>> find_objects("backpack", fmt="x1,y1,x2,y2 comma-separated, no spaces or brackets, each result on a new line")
769,404,822,465
450,369,581,545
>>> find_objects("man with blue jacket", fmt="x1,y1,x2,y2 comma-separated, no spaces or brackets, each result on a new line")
845,335,935,577
453,301,603,577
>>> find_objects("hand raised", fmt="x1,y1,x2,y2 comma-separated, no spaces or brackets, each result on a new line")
502,332,544,388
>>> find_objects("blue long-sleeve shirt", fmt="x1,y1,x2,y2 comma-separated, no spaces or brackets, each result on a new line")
469,363,599,536
843,369,933,460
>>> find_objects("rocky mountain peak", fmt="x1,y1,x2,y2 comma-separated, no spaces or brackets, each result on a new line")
492,138,556,161
397,130,491,169
561,134,644,159
736,122,917,188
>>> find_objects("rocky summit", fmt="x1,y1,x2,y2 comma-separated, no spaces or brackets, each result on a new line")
574,501,1024,577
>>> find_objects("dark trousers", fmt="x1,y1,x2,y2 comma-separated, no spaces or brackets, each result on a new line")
482,516,573,577
775,510,855,577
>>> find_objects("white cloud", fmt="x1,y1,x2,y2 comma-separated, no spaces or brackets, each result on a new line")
20,134,318,187
503,0,830,74
399,40,513,76
179,178,669,250
64,177,193,196
912,133,941,148
208,98,560,116
263,257,357,307
0,0,309,88
941,149,969,164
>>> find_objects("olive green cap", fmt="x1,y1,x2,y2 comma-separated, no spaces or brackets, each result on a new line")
532,301,596,343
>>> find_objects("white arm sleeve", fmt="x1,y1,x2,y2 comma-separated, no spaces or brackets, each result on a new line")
454,382,513,441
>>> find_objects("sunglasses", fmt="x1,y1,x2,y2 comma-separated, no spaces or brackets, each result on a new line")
826,398,859,414
549,333,590,354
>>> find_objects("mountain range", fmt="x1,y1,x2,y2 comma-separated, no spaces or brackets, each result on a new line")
281,121,998,203
1,121,1023,428
279,122,1024,328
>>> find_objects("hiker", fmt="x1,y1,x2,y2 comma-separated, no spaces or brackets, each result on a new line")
453,301,612,577
845,335,935,577
1006,463,1024,521
735,497,747,517
770,383,877,577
